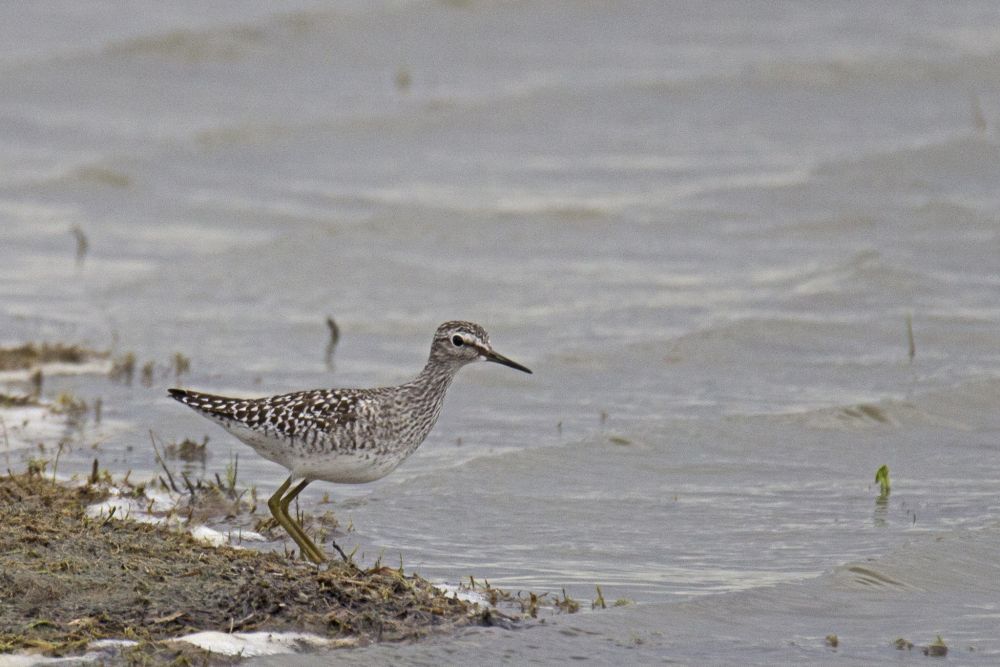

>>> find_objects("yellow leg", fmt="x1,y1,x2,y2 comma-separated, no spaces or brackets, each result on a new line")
267,477,326,564
282,478,350,562
280,479,328,563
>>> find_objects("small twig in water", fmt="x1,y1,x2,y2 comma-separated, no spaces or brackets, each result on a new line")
324,316,340,369
173,352,190,380
181,472,197,498
70,225,89,265
905,313,915,363
51,441,65,483
149,430,179,493
330,539,350,562
30,370,43,398
101,505,117,526
228,453,238,494
140,361,155,387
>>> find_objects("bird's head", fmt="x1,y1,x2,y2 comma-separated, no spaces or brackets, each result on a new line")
430,321,532,374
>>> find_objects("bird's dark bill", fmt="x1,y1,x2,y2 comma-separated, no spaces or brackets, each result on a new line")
481,348,532,374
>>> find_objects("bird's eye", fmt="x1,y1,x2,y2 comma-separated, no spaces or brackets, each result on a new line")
451,335,464,347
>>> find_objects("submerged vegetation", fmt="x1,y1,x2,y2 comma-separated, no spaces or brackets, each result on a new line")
108,352,137,384
0,343,106,372
163,435,210,470
110,350,192,386
875,464,891,499
0,391,40,408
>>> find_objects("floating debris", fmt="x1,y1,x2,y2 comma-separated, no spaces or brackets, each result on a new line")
52,391,88,420
839,403,891,425
923,635,948,657
554,588,580,614
395,66,412,92
73,165,131,189
825,634,839,648
893,637,914,651
454,579,592,620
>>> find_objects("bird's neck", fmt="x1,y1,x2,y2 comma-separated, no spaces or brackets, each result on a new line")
386,360,461,454
409,358,461,399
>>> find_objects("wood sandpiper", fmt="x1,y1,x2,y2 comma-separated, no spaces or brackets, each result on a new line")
168,320,531,564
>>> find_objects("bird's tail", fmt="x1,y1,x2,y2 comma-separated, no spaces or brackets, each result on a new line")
168,388,244,418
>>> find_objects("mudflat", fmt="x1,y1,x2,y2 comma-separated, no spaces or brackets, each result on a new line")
0,470,486,661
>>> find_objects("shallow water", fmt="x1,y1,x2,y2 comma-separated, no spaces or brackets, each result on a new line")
2,1,1000,663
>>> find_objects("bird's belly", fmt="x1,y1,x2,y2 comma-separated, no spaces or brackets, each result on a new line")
290,451,401,484
219,412,421,483
226,424,396,483
225,422,297,469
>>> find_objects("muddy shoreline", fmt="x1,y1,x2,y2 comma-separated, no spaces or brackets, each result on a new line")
0,470,501,662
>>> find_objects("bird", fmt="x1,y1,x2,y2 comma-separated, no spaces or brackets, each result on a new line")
168,320,531,564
